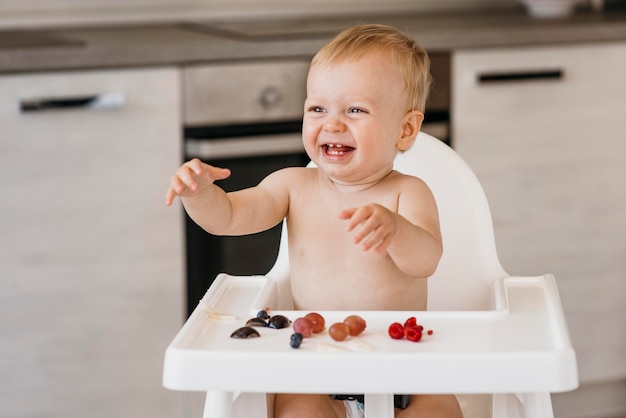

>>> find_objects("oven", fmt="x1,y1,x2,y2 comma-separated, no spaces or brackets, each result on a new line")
181,54,450,317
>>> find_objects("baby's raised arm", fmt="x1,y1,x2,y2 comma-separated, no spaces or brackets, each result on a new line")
165,158,291,236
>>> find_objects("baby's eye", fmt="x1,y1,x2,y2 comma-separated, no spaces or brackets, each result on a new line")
307,106,325,113
349,107,366,114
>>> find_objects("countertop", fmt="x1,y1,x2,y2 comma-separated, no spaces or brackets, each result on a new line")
1,10,626,74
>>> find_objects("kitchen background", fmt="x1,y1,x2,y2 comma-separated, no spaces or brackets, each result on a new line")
1,0,625,417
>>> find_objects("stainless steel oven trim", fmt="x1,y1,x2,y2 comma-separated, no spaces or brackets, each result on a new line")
185,132,305,160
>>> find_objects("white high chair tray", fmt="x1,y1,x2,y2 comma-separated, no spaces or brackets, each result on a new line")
163,274,577,395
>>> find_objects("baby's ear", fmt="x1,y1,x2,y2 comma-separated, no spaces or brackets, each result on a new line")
397,110,424,151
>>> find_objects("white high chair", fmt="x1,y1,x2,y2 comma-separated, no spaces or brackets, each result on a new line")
163,132,578,418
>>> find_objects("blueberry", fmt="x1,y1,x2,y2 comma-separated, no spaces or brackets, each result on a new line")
256,310,270,320
290,332,303,348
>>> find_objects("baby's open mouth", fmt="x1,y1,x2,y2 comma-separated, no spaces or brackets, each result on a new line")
324,143,355,156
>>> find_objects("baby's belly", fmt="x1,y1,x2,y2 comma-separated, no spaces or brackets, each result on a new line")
289,261,428,311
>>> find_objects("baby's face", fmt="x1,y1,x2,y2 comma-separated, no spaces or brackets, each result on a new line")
303,50,412,186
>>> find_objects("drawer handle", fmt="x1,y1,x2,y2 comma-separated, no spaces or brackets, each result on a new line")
478,69,563,84
20,92,126,112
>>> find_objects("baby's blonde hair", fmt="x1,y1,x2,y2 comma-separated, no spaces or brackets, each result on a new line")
311,24,432,112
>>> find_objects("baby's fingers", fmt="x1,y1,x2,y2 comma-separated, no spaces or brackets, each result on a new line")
359,226,390,252
338,207,357,218
164,172,192,205
340,206,373,233
338,208,357,222
165,164,202,203
165,187,177,206
371,234,392,253
184,158,205,175
351,216,382,246
208,166,231,181
175,165,201,191
179,158,228,183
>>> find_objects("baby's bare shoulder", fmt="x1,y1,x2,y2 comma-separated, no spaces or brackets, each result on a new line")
279,166,316,176
258,167,319,201
261,166,315,185
387,171,431,192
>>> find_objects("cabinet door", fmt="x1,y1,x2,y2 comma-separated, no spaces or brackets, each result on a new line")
0,68,184,418
452,43,626,384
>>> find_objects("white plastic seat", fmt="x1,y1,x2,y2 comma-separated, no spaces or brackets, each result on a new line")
163,132,578,418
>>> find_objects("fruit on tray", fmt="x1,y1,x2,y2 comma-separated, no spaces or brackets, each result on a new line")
232,312,292,338
404,316,424,332
230,326,261,339
388,316,431,343
329,322,351,341
267,314,291,329
404,325,422,342
246,317,269,327
388,322,405,340
290,332,304,348
328,314,367,341
256,309,270,320
343,315,367,336
304,312,326,333
293,317,314,338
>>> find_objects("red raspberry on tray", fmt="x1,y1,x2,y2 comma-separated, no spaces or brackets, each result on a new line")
404,316,424,332
388,322,405,339
404,326,422,342
389,317,430,342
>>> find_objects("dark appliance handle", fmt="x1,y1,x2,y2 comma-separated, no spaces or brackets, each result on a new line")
20,92,126,112
478,69,564,84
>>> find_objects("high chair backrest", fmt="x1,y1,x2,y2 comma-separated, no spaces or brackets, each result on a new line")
267,131,508,311
395,132,507,310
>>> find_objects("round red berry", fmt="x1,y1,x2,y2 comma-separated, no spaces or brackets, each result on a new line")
427,329,433,335
404,317,424,332
388,322,405,339
404,317,417,328
404,326,422,342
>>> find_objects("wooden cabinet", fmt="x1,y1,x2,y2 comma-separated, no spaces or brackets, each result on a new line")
452,42,626,386
0,67,184,417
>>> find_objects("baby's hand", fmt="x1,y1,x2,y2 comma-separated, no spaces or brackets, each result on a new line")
339,204,398,253
165,158,231,206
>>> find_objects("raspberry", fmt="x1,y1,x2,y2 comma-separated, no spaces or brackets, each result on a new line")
404,317,417,328
404,317,424,332
404,326,422,342
388,322,405,339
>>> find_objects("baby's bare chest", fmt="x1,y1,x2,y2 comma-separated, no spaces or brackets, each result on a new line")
286,208,423,310
286,194,395,272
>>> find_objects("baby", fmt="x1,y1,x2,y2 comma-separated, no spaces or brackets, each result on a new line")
166,24,462,418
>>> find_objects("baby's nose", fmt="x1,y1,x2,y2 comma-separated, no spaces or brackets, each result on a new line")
323,115,346,133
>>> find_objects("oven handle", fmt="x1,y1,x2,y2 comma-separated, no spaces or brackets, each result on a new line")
185,132,305,160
